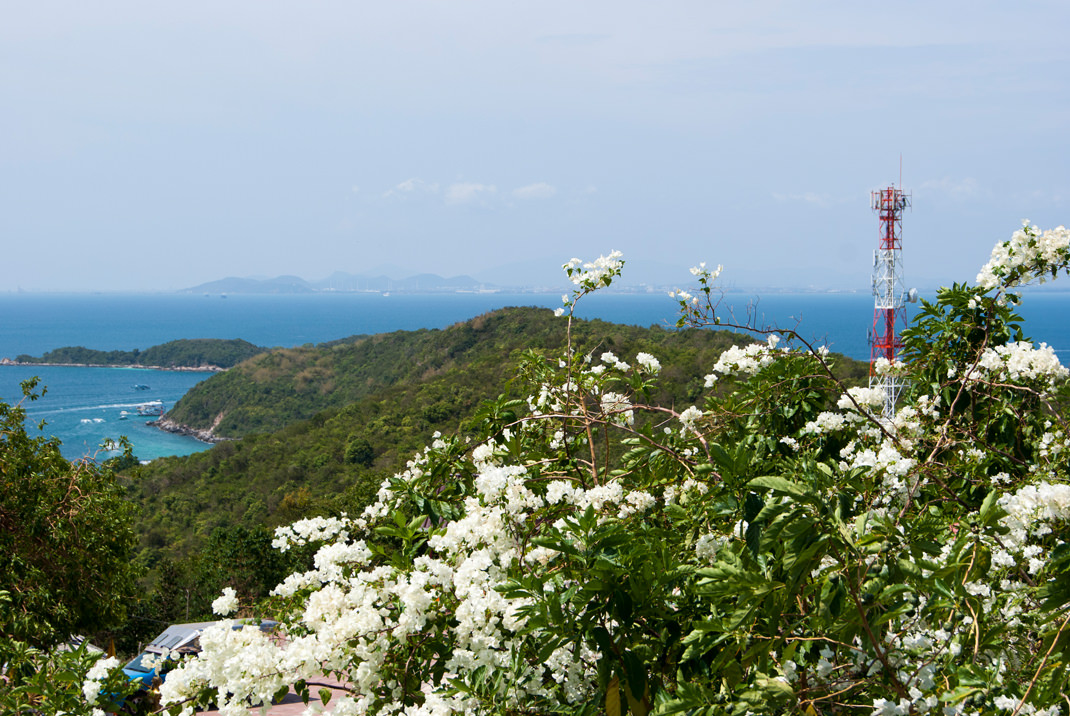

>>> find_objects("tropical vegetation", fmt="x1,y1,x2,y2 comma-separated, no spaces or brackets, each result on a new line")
75,223,1070,716
0,379,138,713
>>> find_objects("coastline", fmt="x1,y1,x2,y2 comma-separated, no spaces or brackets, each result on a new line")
149,416,231,444
0,358,224,372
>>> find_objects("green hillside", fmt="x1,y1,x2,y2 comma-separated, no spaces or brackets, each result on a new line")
166,306,736,437
130,307,868,564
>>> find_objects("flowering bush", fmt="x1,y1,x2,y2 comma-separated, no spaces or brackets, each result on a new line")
88,232,1070,716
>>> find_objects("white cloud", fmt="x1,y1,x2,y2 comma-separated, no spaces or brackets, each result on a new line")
445,182,497,205
384,178,440,197
771,191,840,207
512,182,557,200
919,176,980,200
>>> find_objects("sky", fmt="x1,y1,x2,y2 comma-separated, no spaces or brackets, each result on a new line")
2,1,1068,292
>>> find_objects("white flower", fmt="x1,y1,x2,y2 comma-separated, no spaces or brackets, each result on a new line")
472,442,496,466
565,251,624,288
83,655,120,703
678,405,703,435
695,533,722,562
635,352,661,374
273,515,352,552
973,341,1068,386
976,223,1070,289
871,698,911,716
601,352,630,371
600,392,634,426
837,387,887,411
707,343,777,380
212,586,239,616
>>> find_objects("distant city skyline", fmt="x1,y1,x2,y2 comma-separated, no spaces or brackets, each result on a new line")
2,2,1068,293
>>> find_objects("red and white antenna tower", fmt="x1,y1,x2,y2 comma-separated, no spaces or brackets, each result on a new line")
870,184,914,418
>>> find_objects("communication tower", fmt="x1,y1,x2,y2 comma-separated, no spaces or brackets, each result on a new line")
870,185,914,418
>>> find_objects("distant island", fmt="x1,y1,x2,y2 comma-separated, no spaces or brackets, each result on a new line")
181,271,496,295
5,338,265,370
177,271,877,296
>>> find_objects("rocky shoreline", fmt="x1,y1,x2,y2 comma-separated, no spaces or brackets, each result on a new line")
149,417,232,444
0,358,224,372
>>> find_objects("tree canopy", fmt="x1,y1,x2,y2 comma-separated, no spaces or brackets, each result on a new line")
0,380,139,649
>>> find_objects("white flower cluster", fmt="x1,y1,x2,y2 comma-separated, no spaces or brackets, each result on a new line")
689,261,723,281
800,411,854,435
841,439,917,504
212,586,239,616
600,391,634,426
678,405,703,436
82,655,120,704
564,250,624,289
873,357,904,376
976,222,1070,290
662,477,708,506
166,451,718,716
704,343,779,386
600,351,631,371
635,351,661,374
801,388,888,437
272,514,353,552
972,341,1068,388
998,481,1070,566
159,619,293,713
836,386,887,412
694,533,723,562
1037,425,1070,465
992,695,1061,716
617,490,657,519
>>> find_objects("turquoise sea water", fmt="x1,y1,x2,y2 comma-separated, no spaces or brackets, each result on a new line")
2,365,214,461
3,290,1068,461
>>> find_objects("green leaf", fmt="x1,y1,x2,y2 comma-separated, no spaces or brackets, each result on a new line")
530,535,581,557
978,489,1001,525
622,650,646,702
320,688,333,707
744,492,764,523
272,684,290,704
592,626,614,656
897,557,923,579
748,475,815,500
745,520,762,557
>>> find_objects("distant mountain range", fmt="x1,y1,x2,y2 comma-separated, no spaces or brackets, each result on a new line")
180,272,496,294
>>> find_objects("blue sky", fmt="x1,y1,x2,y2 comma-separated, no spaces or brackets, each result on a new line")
2,1,1068,292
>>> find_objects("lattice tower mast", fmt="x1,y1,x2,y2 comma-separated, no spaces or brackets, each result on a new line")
870,185,911,418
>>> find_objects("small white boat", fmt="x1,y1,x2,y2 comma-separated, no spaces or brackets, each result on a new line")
136,401,165,417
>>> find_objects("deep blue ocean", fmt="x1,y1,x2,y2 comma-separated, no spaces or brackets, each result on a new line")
2,290,1068,461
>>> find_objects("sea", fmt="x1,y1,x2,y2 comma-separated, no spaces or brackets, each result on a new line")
3,290,1069,462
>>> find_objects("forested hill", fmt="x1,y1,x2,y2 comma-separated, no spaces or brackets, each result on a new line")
166,306,767,438
15,338,264,369
130,307,869,565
